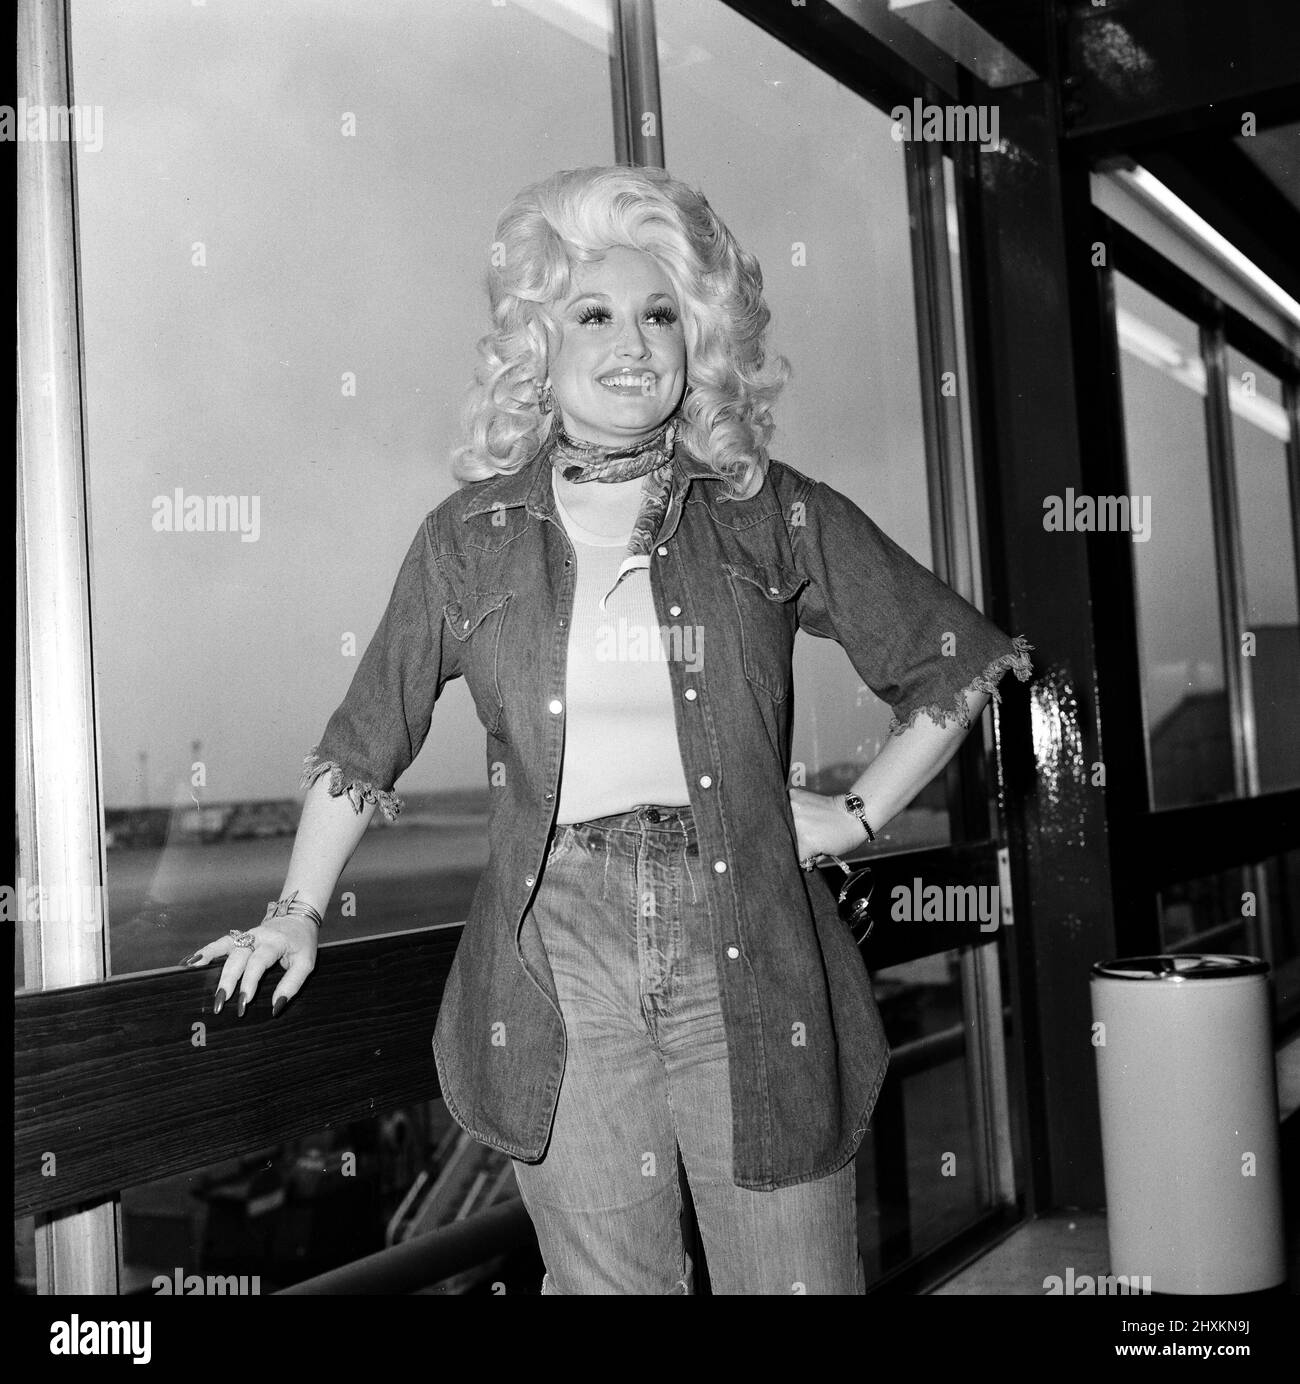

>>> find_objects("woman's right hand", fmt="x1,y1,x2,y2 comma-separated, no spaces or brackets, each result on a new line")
181,914,319,1018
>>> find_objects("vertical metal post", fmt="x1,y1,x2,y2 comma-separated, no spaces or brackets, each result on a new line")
17,0,119,1293
611,0,664,168
905,136,974,598
1276,375,1300,964
1201,319,1259,799
958,942,1018,1208
1286,374,1300,664
905,133,1016,1210
962,74,1115,1210
904,135,989,835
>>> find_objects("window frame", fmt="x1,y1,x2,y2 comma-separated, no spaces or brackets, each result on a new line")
1094,204,1300,1019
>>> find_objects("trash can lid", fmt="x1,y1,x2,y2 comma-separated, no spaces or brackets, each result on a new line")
1091,953,1268,980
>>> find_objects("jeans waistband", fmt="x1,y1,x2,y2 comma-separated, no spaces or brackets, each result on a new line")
563,803,697,845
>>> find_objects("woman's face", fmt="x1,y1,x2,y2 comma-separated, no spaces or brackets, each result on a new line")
547,245,687,448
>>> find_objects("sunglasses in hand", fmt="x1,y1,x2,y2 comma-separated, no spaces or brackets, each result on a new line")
803,852,876,945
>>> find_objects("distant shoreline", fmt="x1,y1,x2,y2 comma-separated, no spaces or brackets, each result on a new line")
103,788,490,849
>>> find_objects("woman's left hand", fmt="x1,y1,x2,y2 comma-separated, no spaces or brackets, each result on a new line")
788,787,869,865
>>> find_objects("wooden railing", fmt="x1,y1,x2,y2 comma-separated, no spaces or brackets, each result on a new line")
16,844,1007,1218
15,926,459,1216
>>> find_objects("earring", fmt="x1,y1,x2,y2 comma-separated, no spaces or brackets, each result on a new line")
537,379,554,414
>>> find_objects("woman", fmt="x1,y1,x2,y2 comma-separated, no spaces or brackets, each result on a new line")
185,165,1032,1294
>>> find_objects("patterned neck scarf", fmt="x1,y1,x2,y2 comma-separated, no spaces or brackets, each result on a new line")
550,414,678,610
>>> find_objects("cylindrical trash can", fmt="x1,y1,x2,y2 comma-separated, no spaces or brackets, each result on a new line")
1090,954,1285,1294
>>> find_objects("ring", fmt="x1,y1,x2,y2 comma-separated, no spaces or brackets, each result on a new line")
228,929,256,949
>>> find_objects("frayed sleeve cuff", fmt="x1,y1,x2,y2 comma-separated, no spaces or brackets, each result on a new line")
887,634,1034,737
300,748,403,822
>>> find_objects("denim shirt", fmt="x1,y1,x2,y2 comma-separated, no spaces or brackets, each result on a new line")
305,439,1032,1190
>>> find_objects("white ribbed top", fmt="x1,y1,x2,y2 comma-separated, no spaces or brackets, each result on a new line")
551,471,691,824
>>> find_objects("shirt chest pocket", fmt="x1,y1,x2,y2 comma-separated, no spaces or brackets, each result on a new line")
721,560,808,703
444,589,512,739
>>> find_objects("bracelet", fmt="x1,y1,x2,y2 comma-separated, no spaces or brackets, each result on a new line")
263,889,325,928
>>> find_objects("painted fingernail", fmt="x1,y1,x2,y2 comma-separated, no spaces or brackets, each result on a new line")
213,988,226,1014
236,993,247,1018
272,997,287,1019
180,951,202,967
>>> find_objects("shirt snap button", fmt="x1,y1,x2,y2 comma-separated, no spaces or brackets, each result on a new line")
548,698,563,714
713,860,727,873
726,945,740,959
658,546,668,556
768,586,779,595
699,775,713,788
525,875,535,887
669,604,682,617
684,688,697,701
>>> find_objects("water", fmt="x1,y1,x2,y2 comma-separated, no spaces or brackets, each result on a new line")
15,791,490,986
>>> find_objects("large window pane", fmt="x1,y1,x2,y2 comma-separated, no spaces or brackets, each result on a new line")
1160,850,1300,1000
14,1216,36,1295
68,0,613,980
1263,848,1300,1011
655,5,1009,1285
1225,347,1300,793
1114,274,1236,808
1159,864,1254,956
857,950,994,1278
113,1098,538,1294
656,0,946,851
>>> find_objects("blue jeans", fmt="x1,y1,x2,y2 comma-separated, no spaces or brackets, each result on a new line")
510,803,865,1295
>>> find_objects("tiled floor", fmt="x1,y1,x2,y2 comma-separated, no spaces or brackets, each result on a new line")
933,1035,1300,1294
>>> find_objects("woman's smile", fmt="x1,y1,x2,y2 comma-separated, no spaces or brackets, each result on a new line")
596,369,657,393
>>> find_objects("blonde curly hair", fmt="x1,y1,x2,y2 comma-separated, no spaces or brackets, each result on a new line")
451,165,789,500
